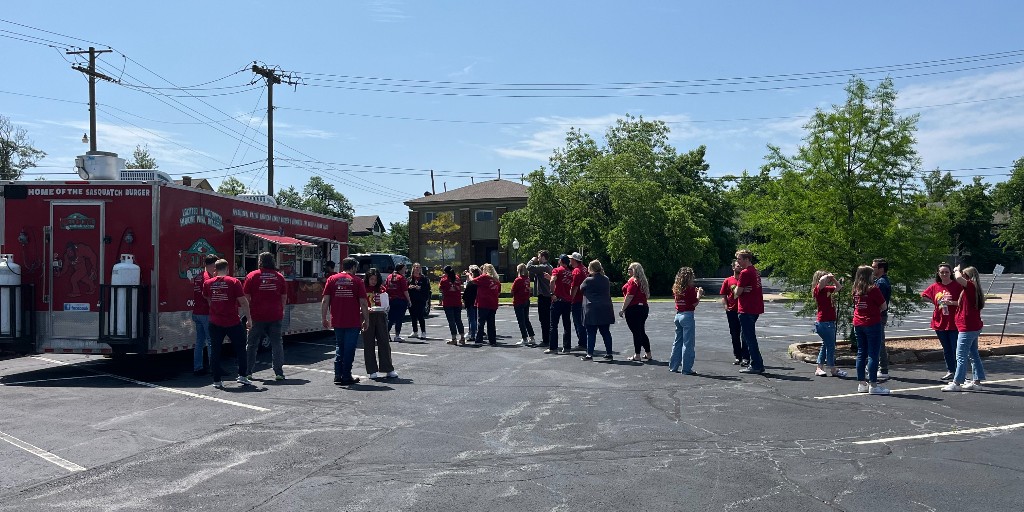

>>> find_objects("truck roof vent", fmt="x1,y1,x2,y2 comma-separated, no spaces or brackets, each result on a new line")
120,169,172,183
237,194,278,206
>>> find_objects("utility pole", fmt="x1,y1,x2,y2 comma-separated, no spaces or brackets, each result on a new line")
251,64,300,196
67,47,114,152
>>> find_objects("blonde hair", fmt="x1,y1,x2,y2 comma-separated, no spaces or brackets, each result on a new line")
481,263,499,281
588,259,604,275
517,263,527,277
672,267,695,295
811,270,828,292
628,262,650,297
852,265,874,296
961,266,985,310
735,249,753,262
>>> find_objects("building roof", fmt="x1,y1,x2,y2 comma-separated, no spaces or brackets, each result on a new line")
173,177,214,191
405,179,528,206
350,215,385,236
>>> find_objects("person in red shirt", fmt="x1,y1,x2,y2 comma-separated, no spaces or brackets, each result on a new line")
362,268,397,379
546,254,573,354
438,265,466,345
811,270,846,378
669,266,704,374
921,263,963,381
619,262,652,362
941,265,987,392
568,252,587,350
191,254,218,376
719,260,746,366
202,259,252,389
474,263,501,346
385,263,411,342
243,252,288,382
852,265,889,395
322,257,369,386
511,263,535,346
733,249,766,374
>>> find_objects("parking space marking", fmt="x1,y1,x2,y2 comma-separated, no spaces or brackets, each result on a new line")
391,351,428,357
292,340,428,357
813,377,1024,399
0,430,86,472
32,357,270,413
853,422,1024,445
2,374,105,386
283,364,333,374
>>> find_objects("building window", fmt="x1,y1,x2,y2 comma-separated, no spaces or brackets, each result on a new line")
475,210,494,222
423,211,436,223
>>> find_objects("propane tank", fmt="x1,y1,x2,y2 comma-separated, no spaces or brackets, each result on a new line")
110,254,141,337
0,254,22,337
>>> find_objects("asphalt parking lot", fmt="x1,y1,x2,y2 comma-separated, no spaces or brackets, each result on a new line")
2,299,1023,511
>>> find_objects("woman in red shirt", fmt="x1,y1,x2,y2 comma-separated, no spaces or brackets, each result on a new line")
921,263,963,381
812,270,846,378
438,265,466,345
852,265,889,395
619,262,652,362
511,264,536,346
669,267,704,375
362,269,396,379
474,263,501,346
941,265,987,392
385,263,411,342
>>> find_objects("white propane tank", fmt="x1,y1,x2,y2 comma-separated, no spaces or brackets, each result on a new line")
110,254,141,337
0,254,22,337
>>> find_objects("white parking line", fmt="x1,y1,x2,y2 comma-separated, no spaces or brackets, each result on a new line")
813,377,1024,399
391,351,428,357
0,430,86,472
283,364,333,374
2,375,105,386
854,422,1024,445
32,357,269,413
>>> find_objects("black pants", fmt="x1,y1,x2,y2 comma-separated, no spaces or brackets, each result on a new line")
514,303,535,339
624,304,651,354
443,306,465,336
536,295,551,346
726,309,748,361
549,300,572,350
208,321,248,382
409,300,427,333
475,308,497,345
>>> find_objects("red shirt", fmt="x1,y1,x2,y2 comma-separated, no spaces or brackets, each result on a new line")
922,281,963,331
737,266,764,315
569,266,586,304
203,275,245,327
719,276,738,312
439,275,463,307
623,277,648,306
852,286,885,327
385,272,408,300
674,287,698,313
512,276,531,306
192,270,212,315
243,269,287,322
813,285,837,322
551,266,573,302
474,274,501,310
955,280,983,332
366,283,385,309
323,271,367,329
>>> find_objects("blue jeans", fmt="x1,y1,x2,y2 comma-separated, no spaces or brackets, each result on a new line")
466,306,478,338
549,300,572,350
191,313,210,371
333,327,360,381
815,321,837,367
571,302,586,345
739,313,763,371
387,298,409,336
670,312,695,373
586,324,612,356
443,306,464,336
953,330,986,384
854,323,882,383
936,329,958,373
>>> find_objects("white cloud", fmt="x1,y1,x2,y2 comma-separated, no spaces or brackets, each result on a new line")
39,119,215,173
368,0,409,22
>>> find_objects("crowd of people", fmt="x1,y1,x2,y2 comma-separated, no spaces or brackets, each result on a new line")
191,248,990,393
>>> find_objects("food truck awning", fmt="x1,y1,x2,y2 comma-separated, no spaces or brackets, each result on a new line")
295,234,342,245
238,228,315,247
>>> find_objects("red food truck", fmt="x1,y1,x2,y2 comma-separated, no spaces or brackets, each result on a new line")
0,152,348,356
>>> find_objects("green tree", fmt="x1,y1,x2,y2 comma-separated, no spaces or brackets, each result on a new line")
388,221,409,256
0,114,46,180
275,185,304,209
217,176,249,196
944,177,1000,271
124,144,158,169
745,77,944,330
422,211,461,270
994,157,1024,255
302,176,354,221
921,168,959,203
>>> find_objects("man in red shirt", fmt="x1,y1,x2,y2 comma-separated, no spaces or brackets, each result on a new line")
568,252,587,351
732,249,765,374
546,254,574,354
719,260,748,366
322,257,369,386
244,252,288,382
203,259,252,389
191,254,218,376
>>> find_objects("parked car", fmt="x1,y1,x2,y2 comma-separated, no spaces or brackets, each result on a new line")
349,253,430,316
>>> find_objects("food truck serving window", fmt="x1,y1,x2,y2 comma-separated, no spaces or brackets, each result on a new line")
234,228,318,279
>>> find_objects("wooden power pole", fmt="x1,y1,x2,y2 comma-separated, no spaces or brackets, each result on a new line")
251,64,300,196
67,47,114,152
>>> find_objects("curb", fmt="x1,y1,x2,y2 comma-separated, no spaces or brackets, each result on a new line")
787,335,1024,366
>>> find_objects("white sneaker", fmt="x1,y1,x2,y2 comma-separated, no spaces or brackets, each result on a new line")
412,332,419,340
420,331,427,339
386,371,398,378
962,381,983,391
213,381,224,389
941,382,962,392
529,336,536,345
393,335,404,342
877,372,889,382
236,376,253,386
869,385,890,395
517,338,526,345
368,372,383,379
857,383,869,393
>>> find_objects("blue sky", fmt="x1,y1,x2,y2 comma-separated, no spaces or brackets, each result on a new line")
3,1,1024,226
